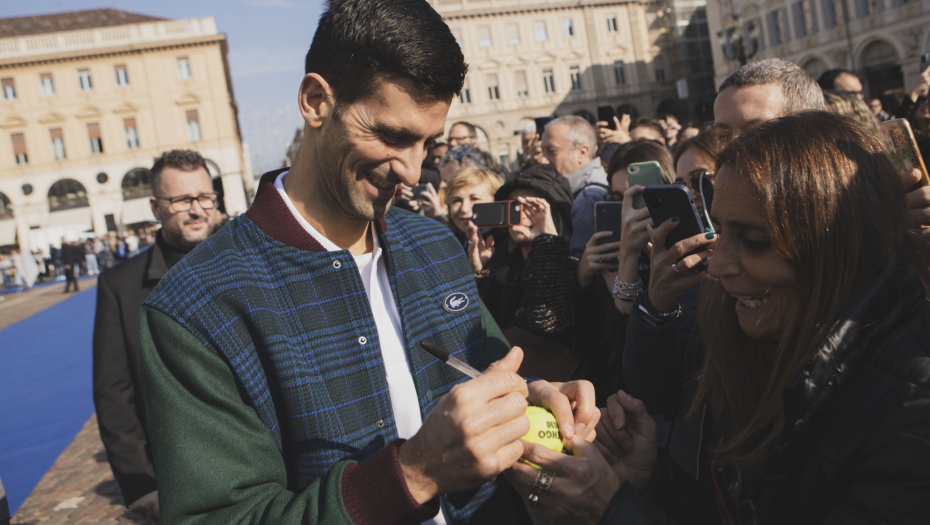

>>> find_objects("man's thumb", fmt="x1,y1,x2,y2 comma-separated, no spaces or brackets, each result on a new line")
567,435,607,463
486,346,524,374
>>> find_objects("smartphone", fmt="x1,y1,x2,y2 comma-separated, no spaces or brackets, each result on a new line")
597,106,617,130
534,116,555,137
411,183,431,199
628,162,665,210
643,186,705,250
594,201,624,249
472,201,522,228
881,119,930,188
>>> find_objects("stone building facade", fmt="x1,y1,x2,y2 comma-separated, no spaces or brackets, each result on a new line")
706,0,930,106
431,0,695,167
0,9,252,253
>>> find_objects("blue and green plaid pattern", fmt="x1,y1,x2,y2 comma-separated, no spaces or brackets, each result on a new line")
144,206,513,523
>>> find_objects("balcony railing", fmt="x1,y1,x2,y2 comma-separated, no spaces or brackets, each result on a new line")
0,17,218,61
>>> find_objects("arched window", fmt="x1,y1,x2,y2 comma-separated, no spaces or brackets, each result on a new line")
48,179,88,211
573,109,596,126
860,40,898,69
0,192,12,220
121,168,152,200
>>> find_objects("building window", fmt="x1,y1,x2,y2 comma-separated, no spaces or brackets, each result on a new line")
562,18,574,38
570,66,582,90
48,179,88,210
515,70,529,97
50,128,66,160
766,11,784,46
822,0,837,28
78,69,93,91
487,73,500,100
614,61,627,85
534,21,548,42
498,151,510,167
40,73,55,96
186,109,202,141
459,79,472,104
655,66,666,82
124,118,139,149
1,78,15,100
177,57,192,80
506,23,520,45
543,68,556,93
11,133,27,165
607,16,618,32
115,64,129,86
792,2,808,37
88,123,103,154
855,0,869,17
478,26,492,48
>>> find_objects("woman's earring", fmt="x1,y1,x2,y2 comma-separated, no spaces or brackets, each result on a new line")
310,119,322,129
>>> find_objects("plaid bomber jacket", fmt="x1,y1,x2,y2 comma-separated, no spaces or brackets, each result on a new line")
143,170,516,523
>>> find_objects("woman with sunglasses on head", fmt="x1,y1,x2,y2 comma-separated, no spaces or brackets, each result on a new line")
505,111,930,525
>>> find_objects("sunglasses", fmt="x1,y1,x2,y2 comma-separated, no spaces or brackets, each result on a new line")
447,148,486,167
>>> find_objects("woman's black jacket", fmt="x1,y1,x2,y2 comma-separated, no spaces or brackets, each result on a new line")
603,259,930,524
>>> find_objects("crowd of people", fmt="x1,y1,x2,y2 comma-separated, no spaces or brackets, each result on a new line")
80,0,929,523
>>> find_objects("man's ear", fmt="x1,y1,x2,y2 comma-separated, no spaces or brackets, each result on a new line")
298,73,336,129
150,196,163,223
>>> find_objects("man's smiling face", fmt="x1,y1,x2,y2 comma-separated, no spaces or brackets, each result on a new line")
315,74,449,221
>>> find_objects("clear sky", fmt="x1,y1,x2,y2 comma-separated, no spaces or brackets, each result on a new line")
2,0,325,175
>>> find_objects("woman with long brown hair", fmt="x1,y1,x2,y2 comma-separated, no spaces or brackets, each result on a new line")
504,111,930,524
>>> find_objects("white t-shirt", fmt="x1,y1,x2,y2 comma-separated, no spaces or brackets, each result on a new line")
274,172,447,525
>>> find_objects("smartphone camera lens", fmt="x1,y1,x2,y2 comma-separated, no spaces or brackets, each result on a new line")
629,165,640,174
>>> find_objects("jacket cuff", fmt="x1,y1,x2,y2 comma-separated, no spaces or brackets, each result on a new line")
342,438,440,525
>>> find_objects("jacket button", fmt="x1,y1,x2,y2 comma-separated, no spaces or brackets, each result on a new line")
333,260,342,269
427,390,434,401
358,336,367,345
377,419,384,428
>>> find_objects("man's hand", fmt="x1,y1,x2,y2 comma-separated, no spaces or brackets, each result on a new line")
504,436,620,525
399,347,529,504
596,115,632,146
527,379,600,442
593,391,657,495
128,490,160,519
907,65,930,102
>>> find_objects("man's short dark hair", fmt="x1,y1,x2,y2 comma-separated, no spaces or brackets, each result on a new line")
450,121,477,138
817,68,855,92
629,117,665,139
719,58,825,114
151,150,209,194
305,0,467,110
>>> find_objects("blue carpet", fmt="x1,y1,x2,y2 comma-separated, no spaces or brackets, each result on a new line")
0,288,97,515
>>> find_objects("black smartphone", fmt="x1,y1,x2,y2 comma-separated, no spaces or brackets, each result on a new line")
642,186,705,250
472,201,522,228
411,183,431,199
594,201,623,263
534,116,554,137
597,106,617,130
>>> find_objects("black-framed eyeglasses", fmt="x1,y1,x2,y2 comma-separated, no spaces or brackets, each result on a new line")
843,90,863,97
155,193,218,212
448,148,486,167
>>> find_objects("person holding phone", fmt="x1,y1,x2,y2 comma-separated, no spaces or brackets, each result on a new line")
441,167,503,259
475,164,577,346
505,111,930,525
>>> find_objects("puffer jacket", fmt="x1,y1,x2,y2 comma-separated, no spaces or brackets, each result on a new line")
602,258,930,524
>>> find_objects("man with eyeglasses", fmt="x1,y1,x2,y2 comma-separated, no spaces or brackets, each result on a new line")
818,68,864,100
92,149,220,520
447,121,479,147
869,98,892,122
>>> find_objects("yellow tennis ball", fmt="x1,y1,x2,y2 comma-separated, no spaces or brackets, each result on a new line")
521,406,564,469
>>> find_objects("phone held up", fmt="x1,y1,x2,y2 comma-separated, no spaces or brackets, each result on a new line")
410,183,431,200
643,185,706,255
597,105,618,130
594,201,624,263
628,161,665,210
472,201,522,228
880,118,930,189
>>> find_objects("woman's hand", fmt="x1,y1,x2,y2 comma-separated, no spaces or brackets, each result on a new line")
578,231,621,288
504,437,621,525
466,223,494,273
512,196,558,242
596,115,632,146
593,391,658,495
416,184,443,219
618,186,654,260
647,217,716,313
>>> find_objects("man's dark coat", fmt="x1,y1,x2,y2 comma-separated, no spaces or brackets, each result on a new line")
92,236,172,505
